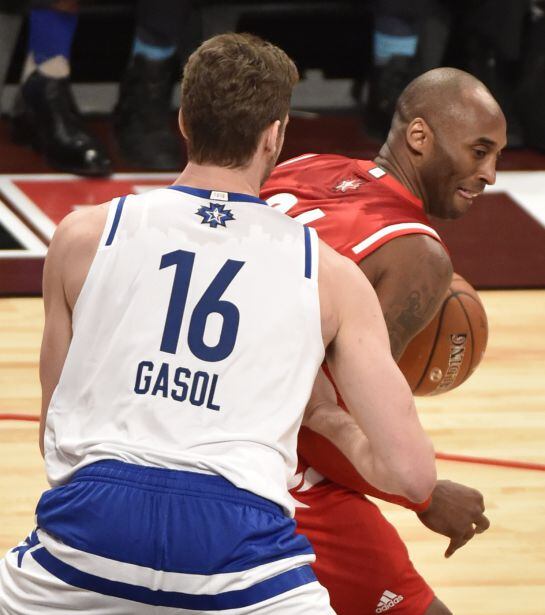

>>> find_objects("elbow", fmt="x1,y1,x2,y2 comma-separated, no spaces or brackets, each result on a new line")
374,448,437,503
401,464,436,504
399,447,437,503
386,438,436,503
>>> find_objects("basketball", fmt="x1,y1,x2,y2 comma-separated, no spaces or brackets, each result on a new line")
398,273,488,396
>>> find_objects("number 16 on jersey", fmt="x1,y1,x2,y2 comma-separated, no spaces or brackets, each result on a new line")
133,249,245,410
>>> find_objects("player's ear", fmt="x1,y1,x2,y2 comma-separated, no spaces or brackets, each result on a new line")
178,109,188,139
263,120,282,153
406,118,432,156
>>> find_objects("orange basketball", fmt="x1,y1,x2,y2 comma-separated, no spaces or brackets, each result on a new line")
398,273,488,396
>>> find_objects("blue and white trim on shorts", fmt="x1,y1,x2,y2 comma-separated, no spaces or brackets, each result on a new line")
30,535,316,610
29,460,317,610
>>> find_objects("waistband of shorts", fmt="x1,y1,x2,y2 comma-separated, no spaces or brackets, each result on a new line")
71,460,283,515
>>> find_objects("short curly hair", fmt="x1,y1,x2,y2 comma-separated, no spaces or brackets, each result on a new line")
181,33,299,168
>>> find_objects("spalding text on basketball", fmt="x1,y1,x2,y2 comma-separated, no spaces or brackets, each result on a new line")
436,333,467,391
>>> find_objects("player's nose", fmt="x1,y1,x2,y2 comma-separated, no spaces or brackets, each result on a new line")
478,158,497,186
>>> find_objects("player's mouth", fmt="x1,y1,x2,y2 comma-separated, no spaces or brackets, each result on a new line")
456,187,483,200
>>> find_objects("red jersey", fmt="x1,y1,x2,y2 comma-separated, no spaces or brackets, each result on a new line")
262,153,442,513
262,154,439,614
261,153,443,262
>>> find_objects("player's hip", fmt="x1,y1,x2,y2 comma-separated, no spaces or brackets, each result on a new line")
28,460,318,609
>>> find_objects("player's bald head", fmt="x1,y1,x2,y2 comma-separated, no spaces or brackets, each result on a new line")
376,67,507,221
392,67,504,133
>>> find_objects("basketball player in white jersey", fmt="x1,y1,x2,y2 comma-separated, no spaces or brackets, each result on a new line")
0,33,436,614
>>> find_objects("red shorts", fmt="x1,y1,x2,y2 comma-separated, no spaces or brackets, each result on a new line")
293,474,434,615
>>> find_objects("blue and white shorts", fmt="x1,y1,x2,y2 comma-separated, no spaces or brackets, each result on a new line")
0,460,333,614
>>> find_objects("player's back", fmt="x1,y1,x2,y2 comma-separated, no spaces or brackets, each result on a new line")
45,186,324,513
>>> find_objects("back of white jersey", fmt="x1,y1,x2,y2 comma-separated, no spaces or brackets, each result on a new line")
44,186,323,514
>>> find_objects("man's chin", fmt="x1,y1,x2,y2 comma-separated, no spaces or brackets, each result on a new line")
446,193,474,219
443,209,466,220
428,200,465,221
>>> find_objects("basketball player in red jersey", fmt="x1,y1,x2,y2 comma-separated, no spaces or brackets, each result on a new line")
260,68,507,615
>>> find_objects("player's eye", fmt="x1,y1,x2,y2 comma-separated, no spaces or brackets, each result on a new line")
473,148,487,159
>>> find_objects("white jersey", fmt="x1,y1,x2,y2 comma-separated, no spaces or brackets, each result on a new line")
44,186,324,514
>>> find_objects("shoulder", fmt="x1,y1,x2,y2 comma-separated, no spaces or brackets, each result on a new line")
360,233,452,287
52,203,109,246
263,153,355,190
378,233,450,268
45,204,110,306
274,153,351,172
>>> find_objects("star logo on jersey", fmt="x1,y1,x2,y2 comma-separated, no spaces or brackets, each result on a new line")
195,202,235,228
334,178,363,192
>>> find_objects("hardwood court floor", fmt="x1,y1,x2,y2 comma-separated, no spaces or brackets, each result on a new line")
0,292,544,614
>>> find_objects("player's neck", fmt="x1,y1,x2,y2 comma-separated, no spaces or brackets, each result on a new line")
173,161,261,198
374,145,426,205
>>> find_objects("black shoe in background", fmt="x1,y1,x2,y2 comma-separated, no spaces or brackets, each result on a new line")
363,55,420,140
114,55,182,171
11,71,112,177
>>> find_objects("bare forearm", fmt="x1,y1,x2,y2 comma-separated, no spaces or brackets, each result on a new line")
304,401,372,475
304,399,434,502
327,343,436,502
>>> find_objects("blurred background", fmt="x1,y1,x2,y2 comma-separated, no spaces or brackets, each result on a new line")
0,0,544,295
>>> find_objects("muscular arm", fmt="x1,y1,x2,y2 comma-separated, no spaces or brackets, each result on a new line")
299,235,452,494
302,369,372,476
300,234,450,503
39,227,73,456
319,241,436,502
302,369,433,509
39,205,108,455
309,235,489,554
359,234,453,360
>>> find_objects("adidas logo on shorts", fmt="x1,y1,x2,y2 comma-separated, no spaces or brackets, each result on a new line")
375,589,404,613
